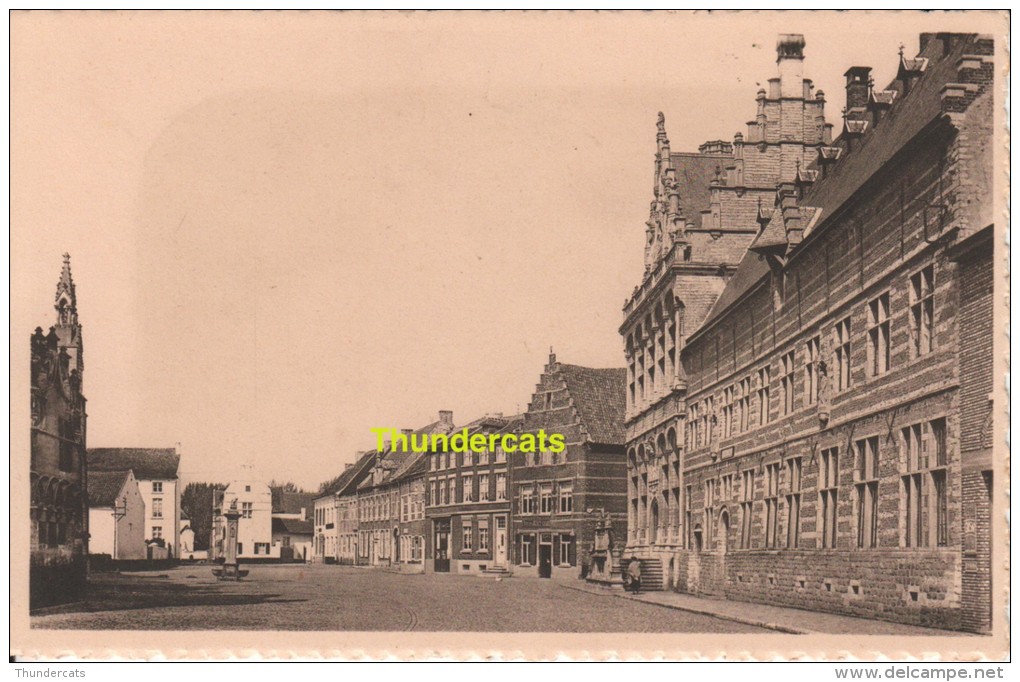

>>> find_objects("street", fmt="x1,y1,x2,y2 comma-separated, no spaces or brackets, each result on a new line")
32,563,768,632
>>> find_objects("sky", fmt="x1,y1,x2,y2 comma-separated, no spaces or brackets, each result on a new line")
12,11,986,491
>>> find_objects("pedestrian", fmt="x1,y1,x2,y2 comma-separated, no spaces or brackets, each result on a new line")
628,557,642,594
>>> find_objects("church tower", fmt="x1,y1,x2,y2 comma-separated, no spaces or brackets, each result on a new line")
53,252,84,376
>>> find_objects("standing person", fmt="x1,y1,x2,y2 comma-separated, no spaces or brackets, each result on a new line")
628,558,642,594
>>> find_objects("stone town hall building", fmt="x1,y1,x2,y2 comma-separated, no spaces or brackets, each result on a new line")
30,255,89,608
621,33,994,632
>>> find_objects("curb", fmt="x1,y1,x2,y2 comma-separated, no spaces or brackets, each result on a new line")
558,581,810,635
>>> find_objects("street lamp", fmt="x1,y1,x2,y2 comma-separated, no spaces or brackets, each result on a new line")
111,495,127,560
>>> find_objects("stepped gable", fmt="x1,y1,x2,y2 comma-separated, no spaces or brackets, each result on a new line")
87,448,179,480
692,33,985,339
557,364,627,445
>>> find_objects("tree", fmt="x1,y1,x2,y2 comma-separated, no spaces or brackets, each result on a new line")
267,480,309,513
180,482,223,551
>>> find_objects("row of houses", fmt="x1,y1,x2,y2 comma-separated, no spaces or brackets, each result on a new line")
311,357,628,580
305,31,995,635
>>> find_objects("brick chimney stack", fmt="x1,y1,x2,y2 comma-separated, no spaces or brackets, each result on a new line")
439,410,453,427
844,66,872,120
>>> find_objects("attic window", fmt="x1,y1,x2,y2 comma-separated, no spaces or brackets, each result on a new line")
544,392,553,410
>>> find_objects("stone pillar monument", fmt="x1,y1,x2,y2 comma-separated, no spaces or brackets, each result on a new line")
213,498,249,580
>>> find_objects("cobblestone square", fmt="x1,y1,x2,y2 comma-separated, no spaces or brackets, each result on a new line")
32,564,768,632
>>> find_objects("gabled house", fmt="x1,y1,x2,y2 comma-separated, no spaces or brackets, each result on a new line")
513,354,627,580
87,469,146,560
211,481,273,560
313,450,376,563
357,411,455,567
87,447,181,559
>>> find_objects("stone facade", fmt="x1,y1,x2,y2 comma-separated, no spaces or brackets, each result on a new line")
621,33,995,632
30,254,89,608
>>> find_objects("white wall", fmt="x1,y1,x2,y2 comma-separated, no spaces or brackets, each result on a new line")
138,477,179,556
88,472,147,560
220,481,273,559
89,508,115,556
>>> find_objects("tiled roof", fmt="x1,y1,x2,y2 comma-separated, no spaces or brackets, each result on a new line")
317,450,378,498
692,34,977,338
271,517,313,536
87,448,179,481
558,364,627,445
364,418,458,489
273,491,314,515
87,470,130,507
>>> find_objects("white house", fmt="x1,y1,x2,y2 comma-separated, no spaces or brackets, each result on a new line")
214,481,273,560
87,469,146,560
87,448,182,558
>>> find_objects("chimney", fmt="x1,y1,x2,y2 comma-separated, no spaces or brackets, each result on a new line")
439,410,453,427
776,34,806,99
844,66,872,120
401,428,413,437
548,347,557,366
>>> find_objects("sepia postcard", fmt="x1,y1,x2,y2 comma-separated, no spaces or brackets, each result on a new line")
9,10,1010,663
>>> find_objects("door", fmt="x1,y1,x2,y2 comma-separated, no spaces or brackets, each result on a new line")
495,517,507,567
538,544,553,578
718,510,730,590
434,521,450,573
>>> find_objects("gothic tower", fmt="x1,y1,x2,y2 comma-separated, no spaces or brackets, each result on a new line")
53,252,84,376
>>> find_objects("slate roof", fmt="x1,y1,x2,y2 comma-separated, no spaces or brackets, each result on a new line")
669,152,728,227
87,448,180,480
272,517,313,536
87,470,130,507
558,364,627,445
748,210,788,253
691,33,976,339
